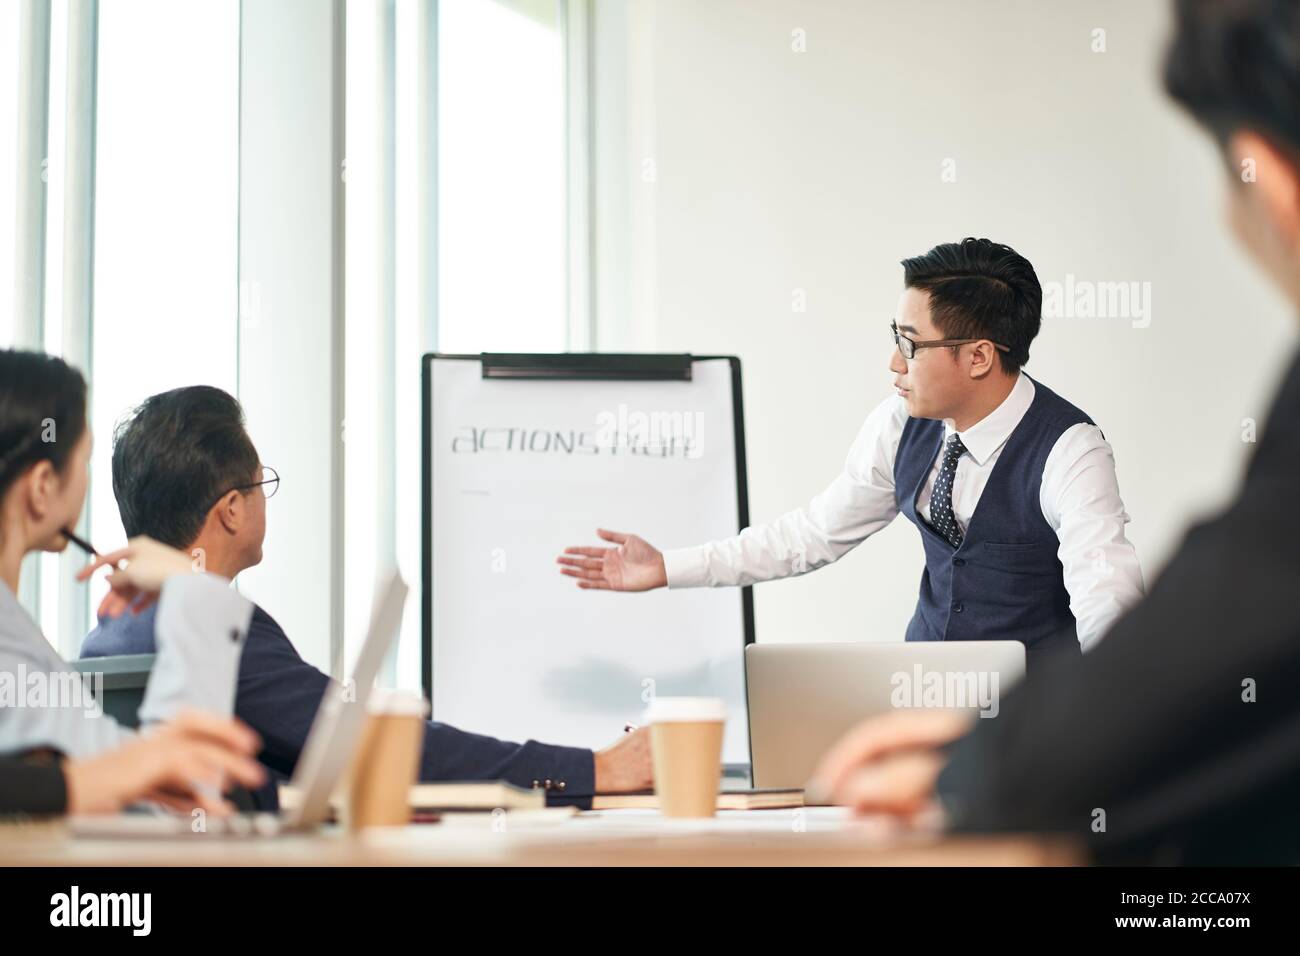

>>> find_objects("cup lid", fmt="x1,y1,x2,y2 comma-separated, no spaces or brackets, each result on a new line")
643,696,726,723
368,688,429,717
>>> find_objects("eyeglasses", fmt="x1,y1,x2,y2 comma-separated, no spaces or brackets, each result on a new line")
206,465,279,513
891,320,1011,361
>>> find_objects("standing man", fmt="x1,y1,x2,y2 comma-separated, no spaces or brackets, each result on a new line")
809,0,1300,864
559,238,1145,660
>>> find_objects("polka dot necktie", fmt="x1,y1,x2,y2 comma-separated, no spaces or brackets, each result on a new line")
930,433,966,549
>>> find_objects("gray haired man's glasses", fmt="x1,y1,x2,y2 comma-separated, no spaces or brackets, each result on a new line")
206,465,280,512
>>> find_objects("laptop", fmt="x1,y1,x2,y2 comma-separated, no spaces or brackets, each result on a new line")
71,571,410,838
745,640,1026,792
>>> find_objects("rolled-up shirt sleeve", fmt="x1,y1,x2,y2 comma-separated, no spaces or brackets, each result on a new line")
664,394,907,588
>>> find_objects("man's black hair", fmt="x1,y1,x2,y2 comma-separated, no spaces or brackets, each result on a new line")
112,386,260,549
900,237,1043,373
1164,0,1300,162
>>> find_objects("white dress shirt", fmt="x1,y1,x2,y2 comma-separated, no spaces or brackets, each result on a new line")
663,373,1145,651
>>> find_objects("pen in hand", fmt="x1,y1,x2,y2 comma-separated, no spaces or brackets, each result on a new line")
61,526,99,557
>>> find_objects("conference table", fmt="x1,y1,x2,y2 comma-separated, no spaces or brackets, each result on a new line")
0,807,1082,866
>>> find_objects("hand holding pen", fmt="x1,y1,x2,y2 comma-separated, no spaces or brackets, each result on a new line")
66,530,199,619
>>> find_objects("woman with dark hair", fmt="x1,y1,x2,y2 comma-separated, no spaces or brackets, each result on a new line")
0,348,265,817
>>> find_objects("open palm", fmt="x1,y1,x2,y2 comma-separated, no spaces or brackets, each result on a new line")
556,528,667,591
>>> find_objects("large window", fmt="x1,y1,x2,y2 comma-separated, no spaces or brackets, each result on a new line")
83,0,240,646
3,0,581,674
0,1,239,652
0,1,19,349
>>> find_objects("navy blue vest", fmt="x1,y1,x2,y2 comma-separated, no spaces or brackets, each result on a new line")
894,377,1092,662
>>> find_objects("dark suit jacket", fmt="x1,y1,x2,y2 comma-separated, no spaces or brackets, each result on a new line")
936,347,1300,864
82,603,595,805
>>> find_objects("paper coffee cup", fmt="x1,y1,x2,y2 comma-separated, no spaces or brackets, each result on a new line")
644,697,725,818
345,689,428,831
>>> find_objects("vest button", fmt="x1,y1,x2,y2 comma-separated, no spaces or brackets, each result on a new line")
952,558,966,567
951,602,964,613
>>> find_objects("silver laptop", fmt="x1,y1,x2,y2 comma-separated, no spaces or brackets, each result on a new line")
745,641,1026,792
71,571,410,837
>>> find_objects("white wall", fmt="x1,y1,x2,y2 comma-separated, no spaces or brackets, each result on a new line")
592,0,1298,645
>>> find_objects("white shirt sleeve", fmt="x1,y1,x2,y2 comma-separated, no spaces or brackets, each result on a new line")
1040,422,1146,651
663,394,907,588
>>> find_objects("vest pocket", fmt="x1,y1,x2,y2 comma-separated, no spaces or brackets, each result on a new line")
980,541,1048,575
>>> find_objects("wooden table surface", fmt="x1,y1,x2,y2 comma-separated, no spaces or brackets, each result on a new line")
0,808,1083,867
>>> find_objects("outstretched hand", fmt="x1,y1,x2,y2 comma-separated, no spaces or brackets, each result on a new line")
556,528,668,592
